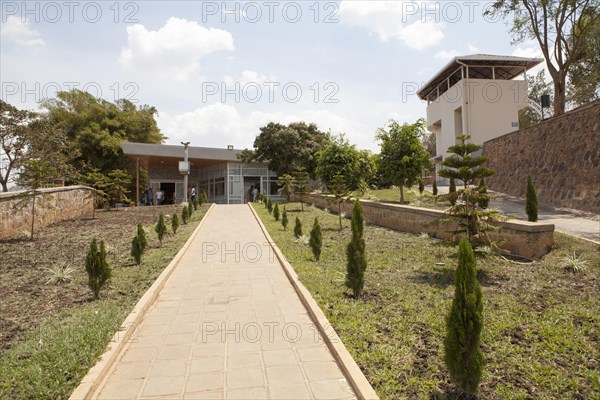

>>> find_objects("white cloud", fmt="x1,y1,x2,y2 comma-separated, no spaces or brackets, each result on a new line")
119,17,234,80
512,40,547,76
223,70,277,86
435,49,461,60
339,0,444,49
467,43,479,52
1,16,45,46
158,104,369,149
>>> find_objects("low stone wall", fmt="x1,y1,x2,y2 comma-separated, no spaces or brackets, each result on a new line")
307,194,554,260
0,186,94,240
484,100,600,213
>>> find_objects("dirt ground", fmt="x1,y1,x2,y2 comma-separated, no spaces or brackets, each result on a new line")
0,205,183,354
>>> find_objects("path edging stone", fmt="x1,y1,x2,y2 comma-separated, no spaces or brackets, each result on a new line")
69,204,215,400
249,203,380,400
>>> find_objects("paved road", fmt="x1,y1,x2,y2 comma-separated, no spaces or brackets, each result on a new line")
95,205,357,400
430,185,599,243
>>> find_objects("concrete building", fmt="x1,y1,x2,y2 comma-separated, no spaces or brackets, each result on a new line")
417,54,543,181
121,142,283,205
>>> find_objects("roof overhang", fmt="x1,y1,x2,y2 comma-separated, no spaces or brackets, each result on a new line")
121,142,243,168
418,54,544,100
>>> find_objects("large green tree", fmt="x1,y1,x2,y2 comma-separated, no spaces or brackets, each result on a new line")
41,90,164,186
376,119,432,203
567,11,600,106
316,134,376,190
240,122,330,177
488,0,599,115
0,101,36,192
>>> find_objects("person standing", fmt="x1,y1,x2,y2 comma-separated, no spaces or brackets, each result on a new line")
156,189,164,205
191,186,197,203
252,186,258,202
146,187,154,206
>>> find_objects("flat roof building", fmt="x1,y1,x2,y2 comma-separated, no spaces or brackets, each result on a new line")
417,54,543,182
121,142,282,205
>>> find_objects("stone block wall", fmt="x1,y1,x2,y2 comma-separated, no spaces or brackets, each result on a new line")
0,186,94,240
306,194,554,260
483,100,600,213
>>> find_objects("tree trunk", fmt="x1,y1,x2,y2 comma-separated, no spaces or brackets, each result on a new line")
30,192,36,241
399,185,405,204
1,181,7,192
553,76,567,116
338,201,343,230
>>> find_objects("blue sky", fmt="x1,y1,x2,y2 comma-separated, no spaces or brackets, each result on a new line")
1,1,545,152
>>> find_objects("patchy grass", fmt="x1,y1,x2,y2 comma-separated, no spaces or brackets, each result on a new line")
0,205,207,399
253,202,600,399
367,187,448,210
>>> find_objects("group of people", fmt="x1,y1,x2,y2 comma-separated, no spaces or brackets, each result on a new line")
142,187,165,206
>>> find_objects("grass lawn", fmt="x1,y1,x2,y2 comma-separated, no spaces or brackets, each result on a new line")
0,204,207,399
365,187,448,211
253,201,600,399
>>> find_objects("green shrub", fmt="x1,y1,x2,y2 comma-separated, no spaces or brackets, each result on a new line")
418,179,424,195
273,203,280,221
155,213,167,245
85,238,111,299
294,216,302,238
188,201,194,216
309,217,322,261
136,223,147,253
282,206,288,230
192,196,199,211
171,213,179,234
433,179,438,196
449,177,457,205
444,237,484,396
131,235,143,265
478,178,489,208
267,198,273,214
526,175,538,222
182,206,189,224
346,199,367,299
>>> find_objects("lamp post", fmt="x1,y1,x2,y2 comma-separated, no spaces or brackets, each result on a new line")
180,142,190,203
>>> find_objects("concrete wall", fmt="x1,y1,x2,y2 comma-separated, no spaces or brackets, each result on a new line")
307,194,554,260
484,100,600,213
0,186,94,240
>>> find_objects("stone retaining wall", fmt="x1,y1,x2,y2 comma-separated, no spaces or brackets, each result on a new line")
483,100,600,213
0,186,94,240
306,194,555,260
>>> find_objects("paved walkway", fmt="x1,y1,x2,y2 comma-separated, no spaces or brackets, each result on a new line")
95,205,357,400
429,185,599,243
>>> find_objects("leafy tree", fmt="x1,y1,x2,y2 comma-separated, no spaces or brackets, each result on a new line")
346,199,367,300
294,216,303,238
526,175,538,222
155,213,167,245
182,206,189,224
376,119,432,203
273,202,280,221
568,11,600,106
85,238,111,299
327,174,351,230
0,101,38,192
309,217,323,261
519,70,554,129
81,169,110,214
106,169,131,208
444,237,484,397
293,169,310,210
316,135,375,190
131,235,143,265
192,195,199,211
267,198,273,214
277,174,295,202
282,206,289,230
439,136,503,248
488,0,599,115
239,122,330,177
171,213,180,234
188,201,194,217
136,223,148,253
